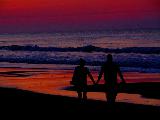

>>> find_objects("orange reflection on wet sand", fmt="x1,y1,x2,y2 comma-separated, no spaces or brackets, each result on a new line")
0,68,160,106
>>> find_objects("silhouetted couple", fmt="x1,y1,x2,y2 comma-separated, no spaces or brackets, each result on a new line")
71,54,126,104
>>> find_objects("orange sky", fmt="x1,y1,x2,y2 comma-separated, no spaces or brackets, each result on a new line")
0,0,159,33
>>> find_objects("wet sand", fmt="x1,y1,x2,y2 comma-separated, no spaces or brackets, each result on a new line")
0,67,160,113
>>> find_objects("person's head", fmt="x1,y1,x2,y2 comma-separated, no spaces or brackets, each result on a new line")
79,58,86,67
107,54,113,63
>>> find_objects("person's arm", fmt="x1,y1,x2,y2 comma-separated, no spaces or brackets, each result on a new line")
87,68,95,84
71,68,77,85
72,69,76,80
88,72,95,84
96,67,104,84
117,66,126,83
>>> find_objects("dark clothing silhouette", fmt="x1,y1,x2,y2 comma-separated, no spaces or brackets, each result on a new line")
97,54,125,104
71,59,95,100
72,66,90,86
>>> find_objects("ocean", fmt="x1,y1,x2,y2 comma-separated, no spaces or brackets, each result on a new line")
0,29,160,106
0,29,160,73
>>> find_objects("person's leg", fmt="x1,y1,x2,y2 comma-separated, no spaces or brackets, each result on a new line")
81,85,87,101
105,92,108,102
76,86,82,100
77,91,82,100
107,92,113,104
112,89,118,103
83,92,87,100
106,91,116,112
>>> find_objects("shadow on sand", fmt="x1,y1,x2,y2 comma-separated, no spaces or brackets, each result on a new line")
65,82,160,99
0,87,160,115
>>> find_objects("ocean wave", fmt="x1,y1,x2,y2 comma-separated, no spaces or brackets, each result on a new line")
0,45,160,54
0,54,160,69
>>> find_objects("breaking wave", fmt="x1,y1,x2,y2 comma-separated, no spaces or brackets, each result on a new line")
0,45,160,54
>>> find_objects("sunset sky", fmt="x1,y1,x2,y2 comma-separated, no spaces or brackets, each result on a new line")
0,0,160,33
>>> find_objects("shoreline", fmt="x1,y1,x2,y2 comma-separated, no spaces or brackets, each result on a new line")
0,67,160,107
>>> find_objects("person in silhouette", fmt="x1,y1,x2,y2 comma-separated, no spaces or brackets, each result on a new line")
96,54,126,104
71,58,95,101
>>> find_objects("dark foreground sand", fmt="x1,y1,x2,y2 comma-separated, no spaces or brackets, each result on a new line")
0,87,159,116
